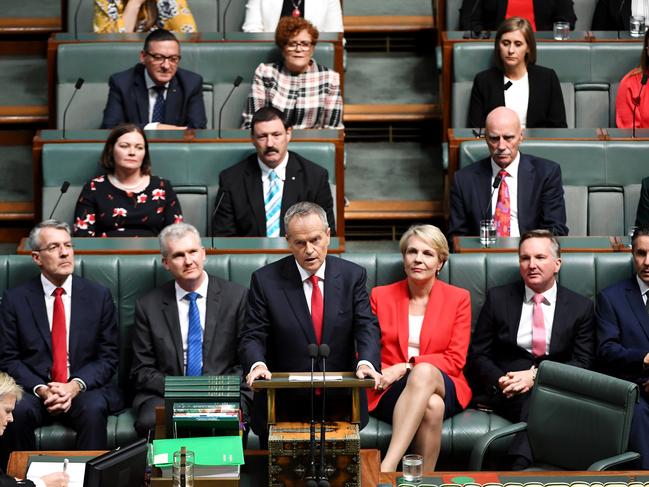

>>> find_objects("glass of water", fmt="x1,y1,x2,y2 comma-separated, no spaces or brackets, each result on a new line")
402,454,423,482
553,21,570,40
172,449,194,487
630,16,645,37
480,219,496,247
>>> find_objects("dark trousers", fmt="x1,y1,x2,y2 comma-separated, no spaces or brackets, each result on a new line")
629,394,649,468
493,391,533,467
0,390,109,468
134,396,164,439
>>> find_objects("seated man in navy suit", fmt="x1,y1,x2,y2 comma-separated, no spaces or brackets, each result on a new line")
101,29,207,130
0,220,122,466
212,107,336,237
468,229,595,468
448,107,568,239
597,227,649,468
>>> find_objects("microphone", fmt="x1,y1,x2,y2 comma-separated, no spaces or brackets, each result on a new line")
217,76,243,139
305,344,319,487
49,181,71,220
221,0,234,40
503,81,513,91
62,78,84,139
210,189,227,248
317,344,330,487
73,0,83,40
632,72,648,139
481,173,502,222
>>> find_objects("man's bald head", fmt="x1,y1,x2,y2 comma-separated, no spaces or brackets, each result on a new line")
485,107,523,168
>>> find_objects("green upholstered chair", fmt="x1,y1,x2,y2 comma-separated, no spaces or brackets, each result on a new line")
469,361,640,471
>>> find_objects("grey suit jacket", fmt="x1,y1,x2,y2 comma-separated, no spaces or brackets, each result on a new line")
130,274,250,411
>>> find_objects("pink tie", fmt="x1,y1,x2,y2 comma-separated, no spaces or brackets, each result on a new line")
51,288,67,382
532,293,546,357
494,170,511,237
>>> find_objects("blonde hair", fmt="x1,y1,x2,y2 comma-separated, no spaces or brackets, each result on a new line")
399,225,450,265
0,372,23,401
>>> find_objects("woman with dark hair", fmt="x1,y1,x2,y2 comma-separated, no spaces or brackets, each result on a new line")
241,16,343,129
468,17,567,128
94,0,197,33
616,29,649,128
242,0,343,33
460,0,576,32
73,124,183,237
368,225,472,472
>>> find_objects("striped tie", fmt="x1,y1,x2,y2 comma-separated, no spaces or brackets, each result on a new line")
265,170,281,237
184,292,202,376
151,85,165,123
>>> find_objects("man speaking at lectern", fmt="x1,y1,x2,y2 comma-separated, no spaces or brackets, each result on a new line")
239,202,382,439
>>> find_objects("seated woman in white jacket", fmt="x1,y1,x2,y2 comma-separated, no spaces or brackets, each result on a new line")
242,0,343,33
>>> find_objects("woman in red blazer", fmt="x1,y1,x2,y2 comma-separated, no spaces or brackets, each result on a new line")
369,225,472,472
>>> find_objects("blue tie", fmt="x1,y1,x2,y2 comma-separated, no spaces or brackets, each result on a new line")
184,292,202,376
151,85,166,123
265,170,281,237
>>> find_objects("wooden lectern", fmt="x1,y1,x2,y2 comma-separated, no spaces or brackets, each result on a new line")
252,372,374,487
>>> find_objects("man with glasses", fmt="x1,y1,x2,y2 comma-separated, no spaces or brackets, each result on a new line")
101,29,207,130
0,220,122,466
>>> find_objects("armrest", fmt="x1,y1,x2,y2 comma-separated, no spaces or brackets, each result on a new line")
468,422,527,471
588,452,641,471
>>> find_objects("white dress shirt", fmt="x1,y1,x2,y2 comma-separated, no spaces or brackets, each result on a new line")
490,152,521,237
637,274,649,305
258,152,289,203
517,282,558,354
504,72,530,128
174,271,209,373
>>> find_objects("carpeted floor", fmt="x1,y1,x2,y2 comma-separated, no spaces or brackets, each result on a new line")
344,52,437,104
345,142,443,201
0,56,47,106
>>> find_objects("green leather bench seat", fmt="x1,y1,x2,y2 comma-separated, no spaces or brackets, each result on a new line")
40,141,337,236
0,252,634,468
452,42,641,128
56,40,336,130
458,139,646,236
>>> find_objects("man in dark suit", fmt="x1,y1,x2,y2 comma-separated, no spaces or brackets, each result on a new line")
596,227,649,468
212,107,336,237
636,177,649,228
101,29,206,130
239,202,381,439
130,223,250,437
468,229,595,467
0,220,122,466
448,107,568,239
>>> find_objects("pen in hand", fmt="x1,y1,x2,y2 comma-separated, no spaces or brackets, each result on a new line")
63,458,69,473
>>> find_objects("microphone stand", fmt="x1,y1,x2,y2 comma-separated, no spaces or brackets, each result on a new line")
317,344,330,487
305,344,319,487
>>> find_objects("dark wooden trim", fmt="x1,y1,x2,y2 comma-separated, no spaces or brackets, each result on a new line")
344,15,434,33
0,17,61,35
344,104,440,122
345,200,443,220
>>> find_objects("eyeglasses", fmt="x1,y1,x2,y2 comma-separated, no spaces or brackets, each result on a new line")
33,242,74,253
145,51,181,64
285,41,314,51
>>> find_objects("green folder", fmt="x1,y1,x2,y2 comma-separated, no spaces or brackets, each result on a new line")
152,436,244,467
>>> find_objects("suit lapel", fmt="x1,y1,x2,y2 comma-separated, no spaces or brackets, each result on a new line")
322,258,341,345
244,158,266,236
134,67,150,125
164,76,182,125
26,279,52,352
281,258,317,344
625,279,649,341
280,154,301,234
548,285,569,353
476,160,493,219
203,276,222,366
162,284,185,374
517,154,534,234
69,276,88,366
508,284,525,344
397,281,410,360
419,281,444,353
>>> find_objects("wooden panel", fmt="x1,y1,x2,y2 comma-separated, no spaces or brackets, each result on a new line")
0,17,61,35
0,106,48,124
344,104,440,122
345,200,443,219
344,15,434,32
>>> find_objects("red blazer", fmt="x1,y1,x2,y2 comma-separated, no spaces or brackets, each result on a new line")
367,279,472,411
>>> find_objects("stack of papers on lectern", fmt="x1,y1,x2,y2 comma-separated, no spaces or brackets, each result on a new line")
152,436,243,478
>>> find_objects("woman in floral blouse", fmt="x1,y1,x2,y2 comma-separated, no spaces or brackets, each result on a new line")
73,123,183,237
94,0,197,34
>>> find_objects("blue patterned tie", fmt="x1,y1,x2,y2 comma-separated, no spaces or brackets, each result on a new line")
265,170,281,237
184,292,202,376
151,85,166,123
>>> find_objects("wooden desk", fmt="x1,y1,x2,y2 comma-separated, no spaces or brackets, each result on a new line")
7,450,106,478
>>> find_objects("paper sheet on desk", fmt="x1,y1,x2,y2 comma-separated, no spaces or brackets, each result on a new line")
27,462,85,487
288,374,343,381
